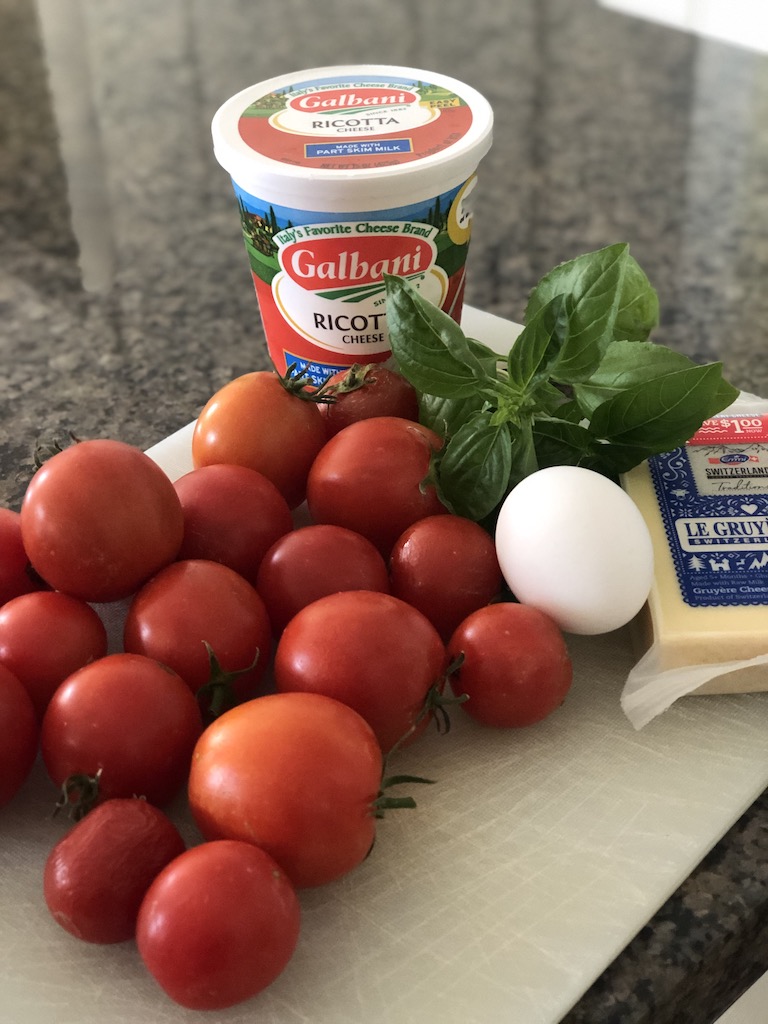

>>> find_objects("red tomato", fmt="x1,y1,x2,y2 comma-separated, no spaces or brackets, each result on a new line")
44,798,185,943
274,591,446,753
447,603,573,728
320,364,419,436
306,416,448,555
192,371,327,508
0,591,107,719
0,664,38,808
173,464,293,587
123,560,272,711
41,653,202,809
256,524,390,634
0,507,43,606
390,515,503,640
188,692,383,887
137,840,300,1010
20,439,183,602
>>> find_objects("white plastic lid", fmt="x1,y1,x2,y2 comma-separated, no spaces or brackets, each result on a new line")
211,64,494,212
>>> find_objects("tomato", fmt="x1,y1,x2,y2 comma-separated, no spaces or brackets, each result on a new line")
0,664,38,808
0,591,107,719
274,591,446,753
192,371,327,508
389,514,503,640
43,798,185,943
173,464,293,587
188,692,383,887
20,439,183,602
123,560,272,711
306,416,448,555
319,364,419,437
256,524,390,634
447,603,573,728
0,507,43,606
41,653,202,808
137,839,300,1010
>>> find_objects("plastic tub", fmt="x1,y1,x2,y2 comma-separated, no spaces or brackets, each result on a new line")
211,64,494,384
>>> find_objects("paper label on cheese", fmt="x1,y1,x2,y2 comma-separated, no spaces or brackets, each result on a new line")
649,440,768,608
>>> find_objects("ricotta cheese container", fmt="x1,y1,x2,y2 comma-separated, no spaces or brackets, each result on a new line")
211,65,493,384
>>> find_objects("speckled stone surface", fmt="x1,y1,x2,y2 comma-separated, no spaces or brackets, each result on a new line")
3,0,768,1020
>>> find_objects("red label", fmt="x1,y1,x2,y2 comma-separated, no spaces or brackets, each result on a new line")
286,88,418,113
688,414,768,444
279,235,433,290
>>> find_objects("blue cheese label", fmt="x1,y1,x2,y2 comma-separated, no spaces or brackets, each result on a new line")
648,425,768,607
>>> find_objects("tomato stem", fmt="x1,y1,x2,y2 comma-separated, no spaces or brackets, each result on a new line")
277,362,337,404
372,773,435,819
33,431,83,468
196,642,260,720
53,767,102,821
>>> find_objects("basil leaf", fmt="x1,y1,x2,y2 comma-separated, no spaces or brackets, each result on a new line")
615,254,659,341
384,275,492,397
588,362,739,451
524,243,629,359
506,294,568,389
438,412,513,521
533,418,597,469
419,391,488,439
573,340,703,417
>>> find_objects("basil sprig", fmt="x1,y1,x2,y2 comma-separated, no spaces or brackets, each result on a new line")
384,243,739,522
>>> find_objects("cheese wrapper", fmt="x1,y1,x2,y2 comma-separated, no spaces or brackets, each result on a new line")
620,393,768,729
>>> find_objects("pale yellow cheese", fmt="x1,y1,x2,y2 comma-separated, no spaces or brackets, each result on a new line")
622,460,768,694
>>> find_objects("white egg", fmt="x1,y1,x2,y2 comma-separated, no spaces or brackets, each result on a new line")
494,466,654,635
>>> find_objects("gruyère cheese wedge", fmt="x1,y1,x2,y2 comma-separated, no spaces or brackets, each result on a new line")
622,411,768,695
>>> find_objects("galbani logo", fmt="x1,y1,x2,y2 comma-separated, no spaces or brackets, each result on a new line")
288,88,418,113
279,235,433,290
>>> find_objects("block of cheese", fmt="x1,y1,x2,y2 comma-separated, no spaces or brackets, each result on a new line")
622,412,768,696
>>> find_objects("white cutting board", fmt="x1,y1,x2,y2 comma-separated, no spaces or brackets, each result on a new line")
3,307,768,1024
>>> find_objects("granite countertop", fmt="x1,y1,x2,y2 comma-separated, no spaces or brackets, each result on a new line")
2,1,768,1021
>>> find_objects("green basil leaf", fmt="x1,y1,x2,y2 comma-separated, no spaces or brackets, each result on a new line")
615,254,659,341
573,340,703,417
529,380,572,416
588,362,740,451
525,243,629,360
419,391,488,439
384,275,492,397
532,418,597,469
506,294,569,390
438,412,513,521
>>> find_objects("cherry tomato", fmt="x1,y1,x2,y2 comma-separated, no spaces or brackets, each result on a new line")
192,371,327,508
320,364,419,437
137,839,300,1010
123,560,272,710
306,416,448,555
173,464,293,587
274,591,446,753
20,439,183,602
188,692,383,887
256,524,390,634
0,507,43,606
44,798,185,943
0,591,107,719
0,663,38,808
390,515,503,640
41,653,203,808
447,603,573,728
